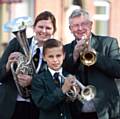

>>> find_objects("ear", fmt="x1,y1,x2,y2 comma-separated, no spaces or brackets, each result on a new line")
90,21,93,27
33,28,36,36
90,22,93,30
43,55,46,62
63,52,65,60
69,25,73,33
69,25,72,31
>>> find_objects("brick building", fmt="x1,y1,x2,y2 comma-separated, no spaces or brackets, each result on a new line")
0,0,120,55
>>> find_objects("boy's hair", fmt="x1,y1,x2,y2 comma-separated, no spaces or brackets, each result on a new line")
43,38,64,56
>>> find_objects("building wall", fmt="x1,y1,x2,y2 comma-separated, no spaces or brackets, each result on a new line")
0,0,34,56
0,0,120,56
109,0,120,45
86,0,120,45
35,0,64,42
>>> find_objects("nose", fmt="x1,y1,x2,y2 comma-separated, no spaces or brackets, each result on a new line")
78,24,82,30
42,27,46,33
53,57,58,62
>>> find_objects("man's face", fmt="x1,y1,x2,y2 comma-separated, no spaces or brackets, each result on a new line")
69,16,92,40
43,46,65,71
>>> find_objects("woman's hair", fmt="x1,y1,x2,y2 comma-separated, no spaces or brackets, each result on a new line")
43,38,64,56
33,11,56,33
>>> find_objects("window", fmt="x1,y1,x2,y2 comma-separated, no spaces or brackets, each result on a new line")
93,1,110,21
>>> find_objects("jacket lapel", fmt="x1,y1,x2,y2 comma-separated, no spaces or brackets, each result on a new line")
91,33,104,53
45,70,60,90
38,60,47,73
45,70,69,90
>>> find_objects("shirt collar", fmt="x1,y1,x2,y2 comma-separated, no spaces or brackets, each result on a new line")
31,37,38,48
30,37,43,56
48,67,63,77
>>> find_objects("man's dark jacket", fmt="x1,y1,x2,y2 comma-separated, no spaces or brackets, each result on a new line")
63,33,120,119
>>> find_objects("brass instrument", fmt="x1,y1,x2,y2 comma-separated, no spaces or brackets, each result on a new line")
3,17,35,98
80,34,97,66
60,75,96,102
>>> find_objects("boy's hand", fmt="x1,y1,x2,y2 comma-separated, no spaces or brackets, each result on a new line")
61,75,76,94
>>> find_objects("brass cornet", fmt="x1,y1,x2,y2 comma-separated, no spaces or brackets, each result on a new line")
80,34,97,66
3,17,35,98
60,75,96,102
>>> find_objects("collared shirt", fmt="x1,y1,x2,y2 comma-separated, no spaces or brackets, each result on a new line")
81,100,96,112
30,37,43,73
48,67,63,84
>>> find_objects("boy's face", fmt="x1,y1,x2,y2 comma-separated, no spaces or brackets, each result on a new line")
44,46,65,71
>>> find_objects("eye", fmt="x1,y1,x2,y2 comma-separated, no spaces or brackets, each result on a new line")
38,26,44,29
56,54,62,57
71,24,79,29
48,55,53,58
46,27,52,30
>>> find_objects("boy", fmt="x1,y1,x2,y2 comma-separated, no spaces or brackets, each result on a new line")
32,38,76,119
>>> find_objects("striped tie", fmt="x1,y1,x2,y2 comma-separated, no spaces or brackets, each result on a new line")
53,72,60,87
33,48,40,69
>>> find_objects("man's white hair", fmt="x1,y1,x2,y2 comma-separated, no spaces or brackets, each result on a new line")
69,9,93,24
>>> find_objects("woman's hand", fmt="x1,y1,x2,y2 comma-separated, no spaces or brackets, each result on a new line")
17,74,32,87
6,52,20,72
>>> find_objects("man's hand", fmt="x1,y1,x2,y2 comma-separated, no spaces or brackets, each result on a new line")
73,40,87,62
73,33,89,63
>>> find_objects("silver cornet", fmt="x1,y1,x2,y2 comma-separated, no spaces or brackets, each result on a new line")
80,34,97,66
60,75,96,102
3,17,35,98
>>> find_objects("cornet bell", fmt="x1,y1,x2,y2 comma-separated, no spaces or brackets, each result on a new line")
80,49,97,66
80,34,97,66
81,85,96,102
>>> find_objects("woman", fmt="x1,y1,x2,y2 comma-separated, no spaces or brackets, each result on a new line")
0,11,56,119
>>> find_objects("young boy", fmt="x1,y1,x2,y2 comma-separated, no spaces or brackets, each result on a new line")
31,38,76,119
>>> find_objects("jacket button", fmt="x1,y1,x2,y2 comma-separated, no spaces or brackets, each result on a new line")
60,113,63,116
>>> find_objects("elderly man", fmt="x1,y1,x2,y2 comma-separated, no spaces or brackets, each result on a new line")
63,8,120,119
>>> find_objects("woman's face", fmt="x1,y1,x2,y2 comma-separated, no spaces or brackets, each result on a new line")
33,19,54,46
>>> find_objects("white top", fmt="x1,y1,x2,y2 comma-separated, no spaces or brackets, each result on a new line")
30,37,43,73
